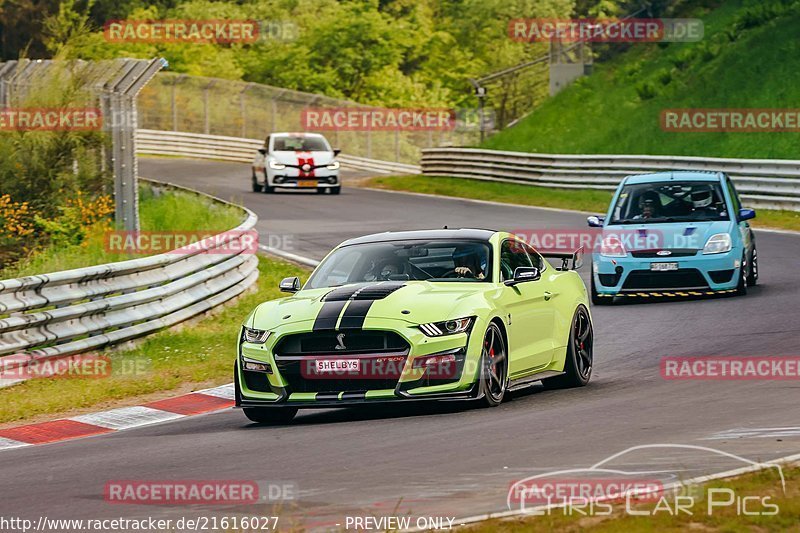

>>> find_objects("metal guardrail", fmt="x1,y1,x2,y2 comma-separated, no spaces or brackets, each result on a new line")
0,180,259,380
135,129,422,175
422,148,800,211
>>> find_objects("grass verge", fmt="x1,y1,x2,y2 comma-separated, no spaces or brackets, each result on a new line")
467,465,800,532
0,183,244,278
0,256,308,426
366,176,800,232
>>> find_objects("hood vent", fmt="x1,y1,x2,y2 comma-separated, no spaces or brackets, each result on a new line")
323,282,406,302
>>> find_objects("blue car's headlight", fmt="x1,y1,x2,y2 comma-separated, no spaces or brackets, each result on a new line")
241,327,272,344
418,317,474,337
703,233,732,254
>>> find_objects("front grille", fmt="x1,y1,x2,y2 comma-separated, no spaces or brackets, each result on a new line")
631,249,699,258
274,330,410,393
275,330,408,355
622,269,709,291
709,269,735,284
275,356,406,393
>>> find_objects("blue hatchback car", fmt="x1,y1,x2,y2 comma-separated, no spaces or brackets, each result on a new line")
587,171,758,304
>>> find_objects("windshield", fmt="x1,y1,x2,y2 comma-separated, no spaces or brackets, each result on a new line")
305,240,493,289
610,181,729,224
272,136,329,151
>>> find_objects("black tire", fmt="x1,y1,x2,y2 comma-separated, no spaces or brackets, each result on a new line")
263,185,275,194
478,322,508,407
316,187,326,194
543,306,593,389
590,266,610,306
243,407,297,425
251,171,263,193
736,252,748,296
746,247,758,286
330,186,341,195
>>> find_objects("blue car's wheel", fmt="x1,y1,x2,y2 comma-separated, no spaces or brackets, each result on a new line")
747,247,758,286
736,251,748,296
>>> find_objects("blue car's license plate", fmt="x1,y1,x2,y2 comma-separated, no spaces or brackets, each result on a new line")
650,262,679,271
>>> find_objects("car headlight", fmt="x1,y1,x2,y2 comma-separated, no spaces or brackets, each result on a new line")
268,160,286,170
703,233,732,254
326,160,340,170
419,317,473,337
600,236,627,257
241,327,272,344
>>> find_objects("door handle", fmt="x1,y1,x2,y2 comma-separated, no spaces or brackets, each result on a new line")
544,291,552,301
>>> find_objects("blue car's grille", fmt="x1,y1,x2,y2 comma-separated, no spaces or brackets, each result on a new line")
630,249,699,258
622,269,708,291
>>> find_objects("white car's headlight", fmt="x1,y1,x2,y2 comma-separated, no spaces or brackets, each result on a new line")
600,236,627,257
326,160,340,170
703,233,732,254
419,317,473,337
269,160,286,170
241,327,271,344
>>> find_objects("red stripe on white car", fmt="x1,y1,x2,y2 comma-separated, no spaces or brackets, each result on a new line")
295,151,315,177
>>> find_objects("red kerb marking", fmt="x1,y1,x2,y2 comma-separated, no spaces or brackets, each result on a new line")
145,393,233,415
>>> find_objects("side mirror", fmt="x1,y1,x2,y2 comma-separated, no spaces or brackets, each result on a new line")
587,215,605,228
333,148,341,157
257,148,267,155
505,267,540,286
738,208,756,221
279,276,300,293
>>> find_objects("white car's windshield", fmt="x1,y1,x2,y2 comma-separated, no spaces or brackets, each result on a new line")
611,181,729,224
305,240,493,289
272,136,329,151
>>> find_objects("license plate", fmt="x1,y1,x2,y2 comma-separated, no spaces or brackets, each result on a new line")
297,180,317,188
650,262,679,271
315,359,360,373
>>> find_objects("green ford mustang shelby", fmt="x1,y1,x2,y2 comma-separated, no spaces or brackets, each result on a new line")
235,229,594,424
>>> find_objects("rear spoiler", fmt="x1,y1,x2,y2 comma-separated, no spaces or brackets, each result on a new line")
541,247,584,271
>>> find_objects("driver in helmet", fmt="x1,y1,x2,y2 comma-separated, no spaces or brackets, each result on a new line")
453,244,487,279
690,185,714,211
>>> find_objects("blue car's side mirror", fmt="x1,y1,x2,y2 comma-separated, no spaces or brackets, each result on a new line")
738,208,756,221
587,215,605,228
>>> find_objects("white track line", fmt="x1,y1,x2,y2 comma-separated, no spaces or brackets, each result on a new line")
69,406,183,431
0,437,30,450
199,383,236,400
258,245,320,267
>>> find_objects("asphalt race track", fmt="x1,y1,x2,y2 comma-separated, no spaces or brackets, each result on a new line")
1,158,799,529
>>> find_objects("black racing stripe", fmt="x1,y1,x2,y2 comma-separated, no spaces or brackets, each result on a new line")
313,300,348,331
341,391,368,401
338,299,374,330
315,392,340,401
322,285,365,302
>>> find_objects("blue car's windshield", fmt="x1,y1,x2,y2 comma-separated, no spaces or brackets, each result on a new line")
610,181,729,224
305,240,493,289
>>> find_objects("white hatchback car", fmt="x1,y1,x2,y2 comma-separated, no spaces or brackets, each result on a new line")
252,132,341,194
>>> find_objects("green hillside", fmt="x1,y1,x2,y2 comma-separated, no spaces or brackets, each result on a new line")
483,0,800,159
